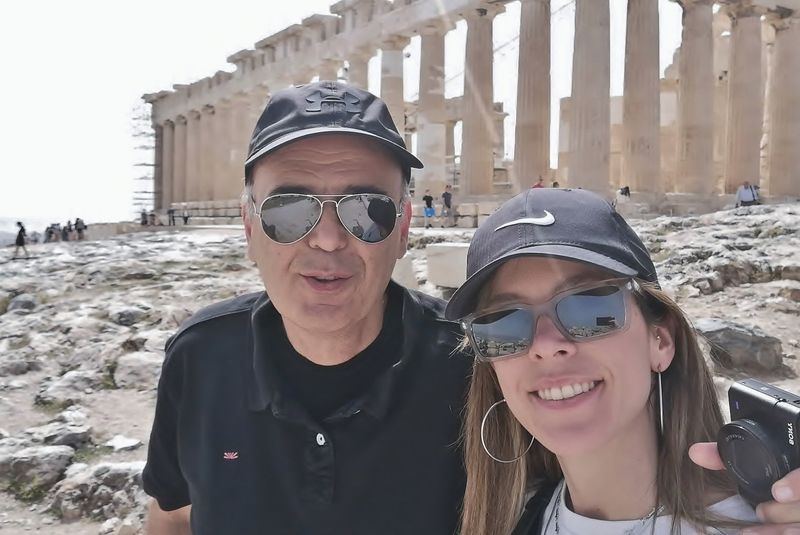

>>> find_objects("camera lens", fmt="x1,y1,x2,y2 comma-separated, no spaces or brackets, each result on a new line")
718,419,792,505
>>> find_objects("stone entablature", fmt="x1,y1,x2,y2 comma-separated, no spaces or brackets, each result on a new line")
144,0,800,224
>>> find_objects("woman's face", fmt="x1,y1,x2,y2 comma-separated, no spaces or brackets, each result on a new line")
485,257,669,457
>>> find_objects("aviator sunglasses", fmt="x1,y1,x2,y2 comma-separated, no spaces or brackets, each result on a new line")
252,193,403,244
461,278,637,361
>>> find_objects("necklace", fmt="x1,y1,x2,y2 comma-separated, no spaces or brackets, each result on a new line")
551,483,664,535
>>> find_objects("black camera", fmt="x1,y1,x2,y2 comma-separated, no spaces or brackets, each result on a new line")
718,379,800,506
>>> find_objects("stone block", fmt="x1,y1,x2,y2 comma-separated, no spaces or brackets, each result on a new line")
426,243,468,289
456,203,478,217
456,216,476,228
477,201,500,215
410,215,425,228
392,256,419,289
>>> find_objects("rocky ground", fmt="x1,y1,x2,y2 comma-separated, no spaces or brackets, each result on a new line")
0,203,798,534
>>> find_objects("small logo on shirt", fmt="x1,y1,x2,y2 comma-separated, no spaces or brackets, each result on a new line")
223,451,239,460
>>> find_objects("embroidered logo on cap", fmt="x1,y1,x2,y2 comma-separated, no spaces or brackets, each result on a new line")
305,90,361,113
494,211,555,231
223,451,239,460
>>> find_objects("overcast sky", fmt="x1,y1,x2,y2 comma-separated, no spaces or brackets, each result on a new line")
0,0,682,226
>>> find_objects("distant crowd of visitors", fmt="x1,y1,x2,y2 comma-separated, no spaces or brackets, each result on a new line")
10,218,88,260
142,207,190,227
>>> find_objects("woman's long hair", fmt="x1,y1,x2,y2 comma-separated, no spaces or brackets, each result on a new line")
459,281,740,535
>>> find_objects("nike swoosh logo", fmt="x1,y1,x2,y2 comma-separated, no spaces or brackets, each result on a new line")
494,211,555,231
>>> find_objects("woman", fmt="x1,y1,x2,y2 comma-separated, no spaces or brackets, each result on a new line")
13,221,29,259
445,188,758,534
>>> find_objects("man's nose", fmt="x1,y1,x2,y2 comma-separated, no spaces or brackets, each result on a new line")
306,202,349,251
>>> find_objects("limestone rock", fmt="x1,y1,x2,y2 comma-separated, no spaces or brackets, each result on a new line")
113,352,162,389
695,319,784,371
103,435,142,452
0,445,75,492
50,461,147,522
109,307,148,327
23,421,92,449
7,293,37,312
36,370,102,407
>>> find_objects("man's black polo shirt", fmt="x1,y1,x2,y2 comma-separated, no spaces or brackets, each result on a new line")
142,281,471,535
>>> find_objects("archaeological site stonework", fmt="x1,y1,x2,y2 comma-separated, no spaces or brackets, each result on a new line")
144,0,800,224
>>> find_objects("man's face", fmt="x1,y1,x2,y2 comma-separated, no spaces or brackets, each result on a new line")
244,134,411,334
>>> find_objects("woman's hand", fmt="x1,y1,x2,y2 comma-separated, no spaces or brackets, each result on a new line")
690,442,800,534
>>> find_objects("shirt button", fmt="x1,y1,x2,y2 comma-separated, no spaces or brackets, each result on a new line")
316,433,326,446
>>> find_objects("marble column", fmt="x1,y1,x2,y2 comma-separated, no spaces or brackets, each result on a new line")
153,124,164,210
347,50,371,88
767,15,800,197
569,0,611,193
461,7,500,196
230,94,251,191
186,110,202,201
381,37,409,134
514,0,550,190
200,105,216,202
173,116,188,203
210,103,230,201
675,0,714,194
622,0,661,193
161,120,175,209
319,59,340,81
416,27,448,196
760,22,776,189
724,4,763,193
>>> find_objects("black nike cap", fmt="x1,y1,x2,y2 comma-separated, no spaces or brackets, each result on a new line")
444,188,659,320
244,80,423,180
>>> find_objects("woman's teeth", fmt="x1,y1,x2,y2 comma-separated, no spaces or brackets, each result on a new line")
537,381,597,401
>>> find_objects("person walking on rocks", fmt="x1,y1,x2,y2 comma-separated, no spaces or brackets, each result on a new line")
75,217,87,240
181,205,189,225
12,221,29,259
422,188,435,228
167,207,176,226
735,180,760,207
142,82,800,535
441,184,454,228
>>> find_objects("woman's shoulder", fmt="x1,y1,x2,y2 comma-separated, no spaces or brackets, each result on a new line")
707,494,758,523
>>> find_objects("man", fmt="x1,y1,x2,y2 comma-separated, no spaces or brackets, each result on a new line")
143,81,800,535
167,207,176,226
142,81,470,535
531,176,545,188
736,180,760,207
440,184,454,228
421,188,435,228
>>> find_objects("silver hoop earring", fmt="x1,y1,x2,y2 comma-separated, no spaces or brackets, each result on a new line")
657,367,664,435
480,399,535,464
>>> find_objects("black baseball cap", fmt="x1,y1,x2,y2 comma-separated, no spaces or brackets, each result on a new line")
244,80,423,179
444,188,659,320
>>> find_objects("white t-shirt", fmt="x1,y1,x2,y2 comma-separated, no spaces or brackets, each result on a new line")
539,480,758,534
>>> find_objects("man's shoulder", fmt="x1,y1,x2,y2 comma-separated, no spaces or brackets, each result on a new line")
166,291,264,352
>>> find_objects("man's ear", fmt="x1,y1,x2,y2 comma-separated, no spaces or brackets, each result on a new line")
397,198,412,259
242,205,256,262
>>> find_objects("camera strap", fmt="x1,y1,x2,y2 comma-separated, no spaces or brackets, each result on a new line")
510,481,560,535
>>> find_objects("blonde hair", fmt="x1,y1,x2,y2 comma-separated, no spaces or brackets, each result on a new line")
460,281,743,535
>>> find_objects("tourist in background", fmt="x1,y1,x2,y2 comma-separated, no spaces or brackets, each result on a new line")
75,218,87,240
422,188,435,229
12,221,29,259
531,176,545,189
441,183,454,227
167,207,176,226
736,180,761,207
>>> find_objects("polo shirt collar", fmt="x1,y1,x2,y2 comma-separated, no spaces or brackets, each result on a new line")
246,281,427,421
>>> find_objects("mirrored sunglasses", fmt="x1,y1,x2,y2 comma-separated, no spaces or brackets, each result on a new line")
461,278,636,361
254,193,402,244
